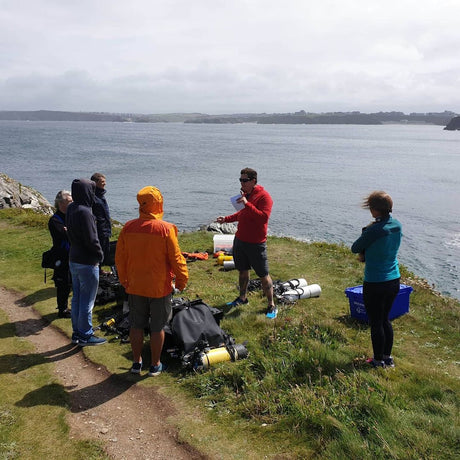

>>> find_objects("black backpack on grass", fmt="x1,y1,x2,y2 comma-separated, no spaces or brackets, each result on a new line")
163,298,233,364
167,299,227,353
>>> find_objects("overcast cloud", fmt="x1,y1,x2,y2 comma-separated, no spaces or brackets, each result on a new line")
1,0,459,114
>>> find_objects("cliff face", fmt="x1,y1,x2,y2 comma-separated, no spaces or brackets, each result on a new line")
444,116,460,130
0,173,53,214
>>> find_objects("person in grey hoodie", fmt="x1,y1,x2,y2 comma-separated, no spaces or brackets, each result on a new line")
66,178,107,346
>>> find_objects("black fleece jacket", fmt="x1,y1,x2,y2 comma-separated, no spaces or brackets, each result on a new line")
66,178,103,265
93,187,112,238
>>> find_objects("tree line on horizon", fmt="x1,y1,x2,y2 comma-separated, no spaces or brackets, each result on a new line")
0,109,458,126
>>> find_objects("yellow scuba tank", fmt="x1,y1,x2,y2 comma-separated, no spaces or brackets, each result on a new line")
195,344,249,370
103,318,116,328
217,254,234,265
201,347,232,368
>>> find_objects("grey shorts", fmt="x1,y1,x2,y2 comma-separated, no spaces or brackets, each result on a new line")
128,293,172,333
233,237,269,278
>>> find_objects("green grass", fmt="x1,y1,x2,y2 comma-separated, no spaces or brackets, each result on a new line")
0,302,108,460
0,208,459,459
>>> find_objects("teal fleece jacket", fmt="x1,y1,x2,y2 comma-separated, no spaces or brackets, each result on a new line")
351,216,402,283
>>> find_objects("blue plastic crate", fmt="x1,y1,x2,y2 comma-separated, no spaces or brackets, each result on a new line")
345,284,413,322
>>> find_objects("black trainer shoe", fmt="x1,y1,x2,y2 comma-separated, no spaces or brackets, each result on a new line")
148,362,166,376
130,361,143,374
383,356,395,368
226,297,249,307
78,335,107,347
367,358,386,368
58,309,71,318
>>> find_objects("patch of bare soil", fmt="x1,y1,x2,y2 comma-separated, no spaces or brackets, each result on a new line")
0,286,207,460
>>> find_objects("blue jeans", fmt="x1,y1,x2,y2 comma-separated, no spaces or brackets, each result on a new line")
69,262,99,340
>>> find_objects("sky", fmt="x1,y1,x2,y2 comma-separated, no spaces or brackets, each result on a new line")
1,0,460,115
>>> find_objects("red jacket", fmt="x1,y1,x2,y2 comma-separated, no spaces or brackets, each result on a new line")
224,184,273,243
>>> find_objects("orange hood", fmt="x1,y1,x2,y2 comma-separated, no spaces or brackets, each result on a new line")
137,186,164,220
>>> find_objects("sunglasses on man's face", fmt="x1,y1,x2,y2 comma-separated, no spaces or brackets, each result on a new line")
239,178,252,183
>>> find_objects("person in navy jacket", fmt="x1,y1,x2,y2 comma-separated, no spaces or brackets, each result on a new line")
48,190,72,318
91,172,112,265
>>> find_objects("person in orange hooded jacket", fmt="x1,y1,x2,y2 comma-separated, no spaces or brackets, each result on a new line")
115,186,188,376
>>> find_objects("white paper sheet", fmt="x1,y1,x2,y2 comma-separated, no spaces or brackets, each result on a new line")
230,194,245,211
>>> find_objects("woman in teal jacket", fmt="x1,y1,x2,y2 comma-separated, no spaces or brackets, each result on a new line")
351,191,402,368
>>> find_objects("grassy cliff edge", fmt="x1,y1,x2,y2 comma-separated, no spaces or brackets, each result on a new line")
0,209,458,459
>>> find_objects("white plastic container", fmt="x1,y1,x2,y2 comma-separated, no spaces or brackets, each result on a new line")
282,284,321,301
213,234,235,253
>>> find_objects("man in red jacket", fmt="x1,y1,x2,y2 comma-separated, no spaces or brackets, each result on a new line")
217,168,276,318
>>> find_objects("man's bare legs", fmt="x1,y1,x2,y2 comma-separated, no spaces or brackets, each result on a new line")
238,270,274,307
150,330,165,367
130,328,164,367
129,327,144,364
238,270,250,301
261,274,275,307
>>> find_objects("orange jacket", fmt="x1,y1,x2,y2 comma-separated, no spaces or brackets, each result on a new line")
115,186,188,298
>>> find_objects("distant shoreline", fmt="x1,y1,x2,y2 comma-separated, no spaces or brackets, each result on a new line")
0,109,457,126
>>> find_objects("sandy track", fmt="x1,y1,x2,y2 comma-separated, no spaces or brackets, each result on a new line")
0,286,207,460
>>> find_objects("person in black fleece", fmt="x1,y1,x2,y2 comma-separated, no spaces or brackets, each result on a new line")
66,178,106,346
90,172,112,266
48,190,73,318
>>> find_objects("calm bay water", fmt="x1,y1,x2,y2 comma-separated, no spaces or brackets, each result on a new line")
1,120,459,300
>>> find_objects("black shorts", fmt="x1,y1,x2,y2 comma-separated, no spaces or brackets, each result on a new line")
128,293,172,332
233,237,269,278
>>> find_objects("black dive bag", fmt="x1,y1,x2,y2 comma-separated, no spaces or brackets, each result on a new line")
168,299,227,355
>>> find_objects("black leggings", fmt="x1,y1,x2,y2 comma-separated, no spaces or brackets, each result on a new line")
363,278,400,361
53,268,71,312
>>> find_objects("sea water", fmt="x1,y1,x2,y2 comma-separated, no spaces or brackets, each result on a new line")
0,120,458,300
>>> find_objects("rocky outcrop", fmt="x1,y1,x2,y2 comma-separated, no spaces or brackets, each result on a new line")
204,222,237,234
444,116,460,130
0,173,53,214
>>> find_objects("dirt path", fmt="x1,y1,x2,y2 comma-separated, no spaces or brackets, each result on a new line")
0,286,207,460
